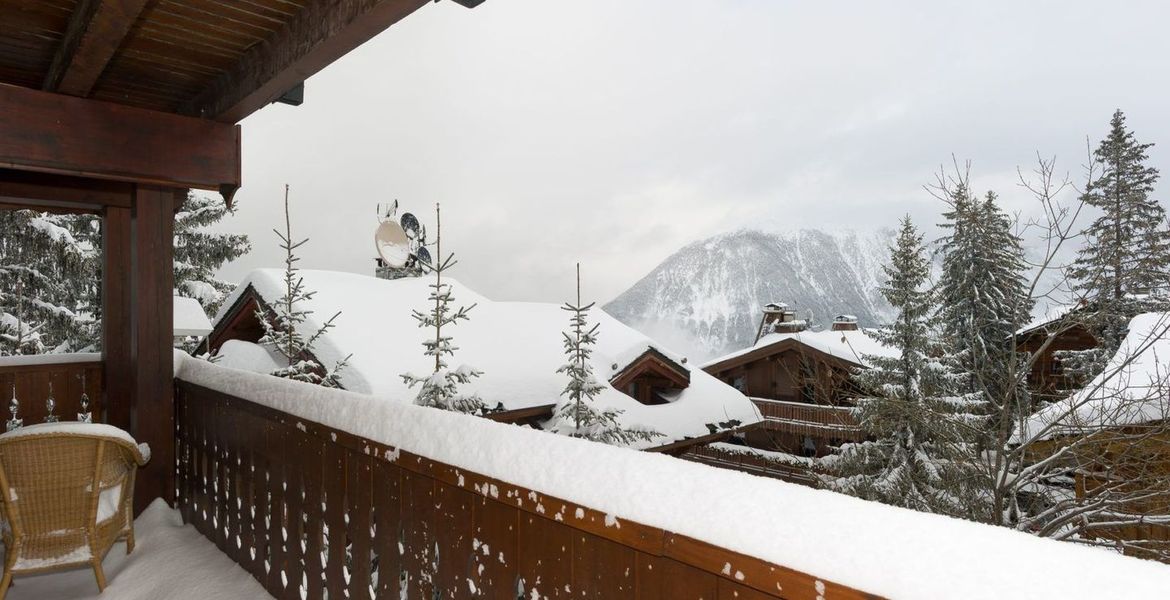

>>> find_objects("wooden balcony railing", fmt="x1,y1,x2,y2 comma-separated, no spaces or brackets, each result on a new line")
174,379,877,600
0,353,102,426
683,444,821,487
751,397,864,442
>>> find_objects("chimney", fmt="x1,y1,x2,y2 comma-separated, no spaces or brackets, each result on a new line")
831,314,859,331
755,302,807,342
773,306,806,334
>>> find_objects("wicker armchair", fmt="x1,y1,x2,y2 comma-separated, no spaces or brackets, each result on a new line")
0,423,149,598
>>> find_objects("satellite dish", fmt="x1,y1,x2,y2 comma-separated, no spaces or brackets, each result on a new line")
400,213,420,239
414,246,432,268
375,221,410,268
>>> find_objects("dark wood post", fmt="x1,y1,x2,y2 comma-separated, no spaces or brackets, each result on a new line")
131,185,176,510
102,205,132,431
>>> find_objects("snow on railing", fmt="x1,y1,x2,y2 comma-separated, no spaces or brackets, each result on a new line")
173,353,1170,599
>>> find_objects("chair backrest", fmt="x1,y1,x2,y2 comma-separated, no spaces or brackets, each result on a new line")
0,427,146,538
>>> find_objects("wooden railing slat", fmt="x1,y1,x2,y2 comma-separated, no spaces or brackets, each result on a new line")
282,425,306,600
470,494,519,600
347,452,375,600
266,418,288,595
400,470,435,599
301,430,326,600
517,513,572,598
372,460,402,600
321,439,347,599
433,480,475,598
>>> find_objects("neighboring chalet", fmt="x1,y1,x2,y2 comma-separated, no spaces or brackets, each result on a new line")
1015,311,1170,562
207,269,761,451
1015,304,1099,402
693,303,896,484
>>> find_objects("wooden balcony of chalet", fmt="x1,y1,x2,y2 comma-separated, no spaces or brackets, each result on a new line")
750,397,864,443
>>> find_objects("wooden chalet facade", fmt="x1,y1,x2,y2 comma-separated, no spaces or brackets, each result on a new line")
694,312,874,484
1016,313,1099,402
610,347,691,405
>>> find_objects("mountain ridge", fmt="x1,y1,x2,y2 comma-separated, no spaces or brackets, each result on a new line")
603,228,896,362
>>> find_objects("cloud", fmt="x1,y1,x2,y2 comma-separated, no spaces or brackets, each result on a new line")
212,0,1170,304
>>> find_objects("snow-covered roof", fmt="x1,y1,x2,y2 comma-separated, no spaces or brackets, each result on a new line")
703,327,898,370
213,269,760,447
173,296,213,337
1015,302,1081,337
1016,312,1170,443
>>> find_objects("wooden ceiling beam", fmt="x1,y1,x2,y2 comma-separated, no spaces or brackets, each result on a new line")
44,0,153,97
0,84,241,199
0,168,132,213
179,0,435,123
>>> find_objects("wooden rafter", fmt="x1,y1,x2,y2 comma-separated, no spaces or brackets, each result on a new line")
43,0,152,97
0,84,241,196
180,0,433,122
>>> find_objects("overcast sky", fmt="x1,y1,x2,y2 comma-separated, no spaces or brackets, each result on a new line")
213,0,1170,305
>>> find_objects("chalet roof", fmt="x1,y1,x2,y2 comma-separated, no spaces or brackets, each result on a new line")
702,327,898,372
1015,311,1170,443
210,269,761,448
0,0,479,122
173,295,211,337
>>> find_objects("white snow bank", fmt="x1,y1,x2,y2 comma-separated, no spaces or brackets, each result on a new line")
1016,312,1170,443
0,352,101,367
175,353,1170,600
703,327,897,369
215,339,284,374
173,296,213,337
2,498,271,600
213,270,759,446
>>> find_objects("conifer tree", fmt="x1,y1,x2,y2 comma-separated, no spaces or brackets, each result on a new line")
546,264,661,446
1061,110,1170,385
256,186,350,386
174,191,252,316
935,180,1033,425
401,204,485,413
0,211,96,354
829,217,987,519
1070,110,1168,300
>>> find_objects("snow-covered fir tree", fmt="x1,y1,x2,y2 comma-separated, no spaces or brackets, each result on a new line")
1071,110,1168,300
0,210,98,354
828,217,988,519
401,204,485,414
935,182,1034,427
1061,110,1170,385
546,264,661,446
174,191,251,316
256,186,349,386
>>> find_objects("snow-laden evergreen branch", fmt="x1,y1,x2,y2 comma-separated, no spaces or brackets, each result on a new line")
546,264,661,446
401,203,485,414
256,185,350,387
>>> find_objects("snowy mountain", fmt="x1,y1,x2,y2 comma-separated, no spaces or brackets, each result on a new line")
604,228,897,362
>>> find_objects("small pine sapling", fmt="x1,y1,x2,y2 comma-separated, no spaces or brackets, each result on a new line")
401,204,486,413
547,264,661,446
256,185,350,386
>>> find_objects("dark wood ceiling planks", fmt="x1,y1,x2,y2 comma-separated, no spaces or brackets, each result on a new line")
0,0,478,122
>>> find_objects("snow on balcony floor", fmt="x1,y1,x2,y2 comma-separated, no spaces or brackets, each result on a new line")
3,499,271,600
